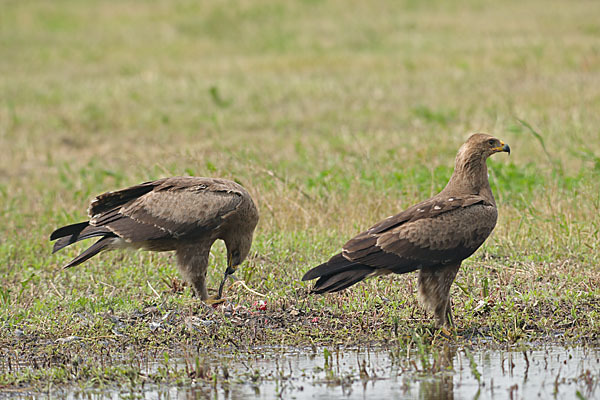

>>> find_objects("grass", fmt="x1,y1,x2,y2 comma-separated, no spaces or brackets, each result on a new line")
1,0,600,392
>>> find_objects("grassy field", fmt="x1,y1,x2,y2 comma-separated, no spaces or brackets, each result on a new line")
1,0,600,391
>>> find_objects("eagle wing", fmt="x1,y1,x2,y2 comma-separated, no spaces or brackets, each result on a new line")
303,195,497,283
88,177,244,243
343,195,498,272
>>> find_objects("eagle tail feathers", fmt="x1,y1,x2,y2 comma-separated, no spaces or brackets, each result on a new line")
62,236,114,269
303,253,375,293
50,221,90,241
302,253,356,281
310,267,374,293
50,221,114,253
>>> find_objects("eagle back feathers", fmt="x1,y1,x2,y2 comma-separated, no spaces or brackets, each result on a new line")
88,177,248,244
341,195,497,270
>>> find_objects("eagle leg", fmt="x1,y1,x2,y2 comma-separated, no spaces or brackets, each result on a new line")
175,245,210,300
418,263,461,328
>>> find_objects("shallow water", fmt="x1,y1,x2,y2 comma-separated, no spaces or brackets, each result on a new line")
20,345,600,399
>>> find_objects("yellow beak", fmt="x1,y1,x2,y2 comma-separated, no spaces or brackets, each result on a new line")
493,140,511,154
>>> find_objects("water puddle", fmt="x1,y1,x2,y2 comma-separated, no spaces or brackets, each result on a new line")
14,345,600,399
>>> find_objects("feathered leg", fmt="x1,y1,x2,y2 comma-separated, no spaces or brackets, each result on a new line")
418,263,461,328
175,244,211,300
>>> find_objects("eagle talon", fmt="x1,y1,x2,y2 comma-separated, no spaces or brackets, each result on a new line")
439,326,452,337
205,295,226,306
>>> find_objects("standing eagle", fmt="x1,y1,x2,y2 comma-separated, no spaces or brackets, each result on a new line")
50,177,259,301
302,133,510,328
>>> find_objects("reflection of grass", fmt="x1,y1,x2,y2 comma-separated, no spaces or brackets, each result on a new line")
1,0,600,391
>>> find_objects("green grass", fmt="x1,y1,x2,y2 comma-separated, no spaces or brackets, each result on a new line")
1,0,600,391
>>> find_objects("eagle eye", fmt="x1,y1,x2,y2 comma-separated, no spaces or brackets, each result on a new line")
488,139,495,146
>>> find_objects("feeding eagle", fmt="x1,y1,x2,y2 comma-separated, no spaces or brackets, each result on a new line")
302,133,510,328
50,177,259,301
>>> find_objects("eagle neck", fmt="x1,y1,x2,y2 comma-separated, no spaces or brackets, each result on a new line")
442,149,495,205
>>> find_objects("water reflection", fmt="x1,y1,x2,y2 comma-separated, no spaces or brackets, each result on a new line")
415,344,456,400
49,344,600,399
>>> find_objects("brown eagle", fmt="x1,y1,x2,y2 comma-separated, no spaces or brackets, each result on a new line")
302,133,510,327
50,177,259,301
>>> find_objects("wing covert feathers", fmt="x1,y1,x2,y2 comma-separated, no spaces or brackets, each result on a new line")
87,177,246,243
51,176,257,269
88,180,160,217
